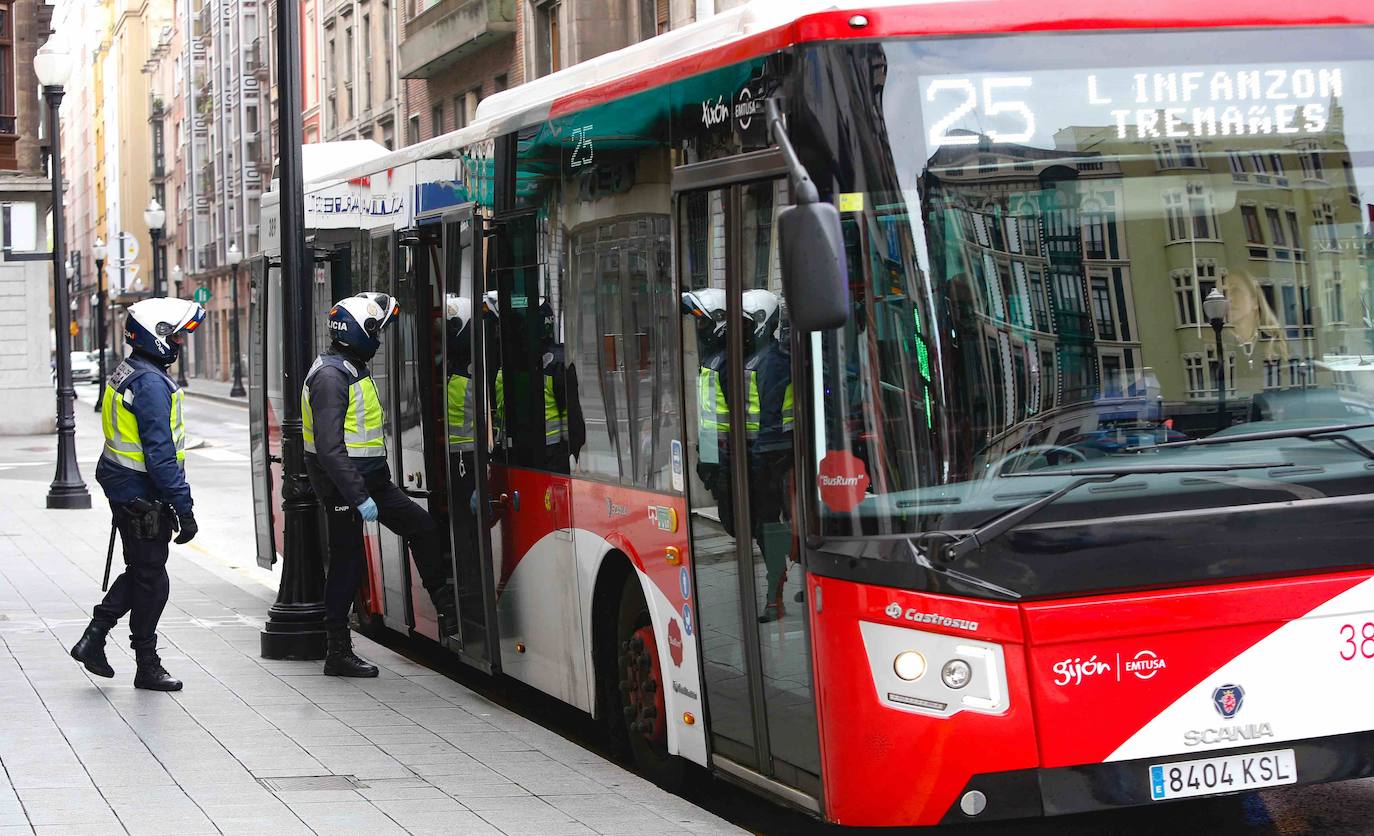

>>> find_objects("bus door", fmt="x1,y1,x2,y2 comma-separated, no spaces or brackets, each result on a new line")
482,210,588,707
443,206,502,672
675,157,822,808
390,223,451,641
248,254,282,569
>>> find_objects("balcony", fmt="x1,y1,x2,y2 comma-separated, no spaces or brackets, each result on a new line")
398,0,515,80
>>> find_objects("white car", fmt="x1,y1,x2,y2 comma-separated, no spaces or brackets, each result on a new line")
53,351,99,384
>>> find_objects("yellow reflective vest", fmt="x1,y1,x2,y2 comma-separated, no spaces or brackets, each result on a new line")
100,361,186,473
302,355,386,457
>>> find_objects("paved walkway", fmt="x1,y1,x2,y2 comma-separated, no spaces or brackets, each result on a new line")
0,417,741,834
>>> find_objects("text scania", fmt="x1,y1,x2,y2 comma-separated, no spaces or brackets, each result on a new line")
1185,723,1274,747
1053,655,1113,686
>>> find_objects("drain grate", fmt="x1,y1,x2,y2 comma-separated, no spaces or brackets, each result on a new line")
258,775,366,792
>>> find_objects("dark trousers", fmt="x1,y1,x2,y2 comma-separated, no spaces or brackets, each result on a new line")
92,502,172,651
319,469,447,627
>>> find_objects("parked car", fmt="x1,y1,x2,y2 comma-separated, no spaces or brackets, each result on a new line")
54,351,99,384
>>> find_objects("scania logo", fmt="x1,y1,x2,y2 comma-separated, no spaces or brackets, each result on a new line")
882,603,978,632
1213,683,1245,719
605,497,630,517
701,96,729,128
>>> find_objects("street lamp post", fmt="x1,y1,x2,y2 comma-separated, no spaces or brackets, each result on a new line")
1203,288,1231,433
171,263,188,388
37,33,91,510
261,0,327,659
144,199,166,297
227,242,245,397
93,237,107,412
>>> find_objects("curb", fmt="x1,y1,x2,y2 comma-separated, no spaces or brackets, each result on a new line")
183,389,249,410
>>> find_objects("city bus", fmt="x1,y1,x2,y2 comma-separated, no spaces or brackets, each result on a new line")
251,0,1374,825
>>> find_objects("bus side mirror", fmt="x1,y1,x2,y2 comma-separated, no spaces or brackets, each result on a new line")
779,200,849,332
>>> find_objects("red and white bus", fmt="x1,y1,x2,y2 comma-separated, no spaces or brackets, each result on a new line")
251,0,1374,825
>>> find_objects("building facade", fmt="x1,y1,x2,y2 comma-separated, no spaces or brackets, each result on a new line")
319,0,404,147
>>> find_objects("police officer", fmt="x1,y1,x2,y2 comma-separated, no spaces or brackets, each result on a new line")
683,289,734,533
535,300,584,473
69,297,206,691
742,289,795,623
303,292,457,676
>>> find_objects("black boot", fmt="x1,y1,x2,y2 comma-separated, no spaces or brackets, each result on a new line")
324,626,378,677
429,584,458,638
133,647,182,691
70,621,115,678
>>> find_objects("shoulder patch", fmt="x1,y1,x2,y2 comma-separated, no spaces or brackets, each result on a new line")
109,361,136,388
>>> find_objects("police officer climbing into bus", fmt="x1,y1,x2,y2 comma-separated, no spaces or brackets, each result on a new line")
742,289,795,623
683,289,734,533
69,297,206,691
303,292,458,675
535,300,585,473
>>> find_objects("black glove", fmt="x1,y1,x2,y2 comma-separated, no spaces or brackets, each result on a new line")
174,511,198,544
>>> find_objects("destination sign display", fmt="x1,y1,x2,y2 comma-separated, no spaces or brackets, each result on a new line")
921,62,1363,150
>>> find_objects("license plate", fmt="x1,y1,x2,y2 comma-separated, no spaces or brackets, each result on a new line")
1148,749,1297,801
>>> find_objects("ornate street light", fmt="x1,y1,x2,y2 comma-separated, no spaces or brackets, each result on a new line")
1203,288,1231,433
37,31,90,509
93,236,107,413
143,198,166,297
227,242,245,397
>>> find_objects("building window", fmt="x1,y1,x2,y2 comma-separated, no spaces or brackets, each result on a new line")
1241,204,1264,244
382,121,394,150
382,0,394,101
534,1,561,78
494,74,508,93
362,14,372,112
1101,354,1122,397
1091,276,1115,340
1328,270,1345,324
408,114,420,144
1297,142,1325,181
1314,201,1338,250
1227,151,1246,178
0,1,13,141
1184,354,1207,399
1264,359,1282,390
1264,207,1286,247
1187,182,1215,239
431,103,443,137
1082,200,1107,259
1173,270,1196,326
1153,141,1177,170
344,24,355,121
1163,190,1188,241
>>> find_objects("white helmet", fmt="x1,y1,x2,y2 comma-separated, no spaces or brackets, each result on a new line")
125,297,206,365
446,294,472,331
681,288,729,340
741,289,781,342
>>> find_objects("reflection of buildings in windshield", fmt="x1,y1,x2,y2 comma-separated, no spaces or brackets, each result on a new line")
923,109,1372,456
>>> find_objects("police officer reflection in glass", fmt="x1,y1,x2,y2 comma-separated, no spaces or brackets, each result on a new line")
302,293,458,676
742,290,794,623
70,297,207,691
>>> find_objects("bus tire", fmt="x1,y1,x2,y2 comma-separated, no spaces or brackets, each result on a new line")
614,575,688,789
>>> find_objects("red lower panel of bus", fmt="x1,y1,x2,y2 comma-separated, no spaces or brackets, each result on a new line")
811,569,1374,826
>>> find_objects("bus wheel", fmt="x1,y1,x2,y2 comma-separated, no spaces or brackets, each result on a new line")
616,578,686,787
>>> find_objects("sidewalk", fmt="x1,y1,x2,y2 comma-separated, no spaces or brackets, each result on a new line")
178,374,248,409
0,415,742,834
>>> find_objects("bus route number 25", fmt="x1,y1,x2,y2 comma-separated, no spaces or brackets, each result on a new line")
1338,622,1374,660
925,77,1036,149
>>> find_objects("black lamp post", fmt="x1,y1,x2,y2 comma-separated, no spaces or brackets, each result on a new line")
171,263,189,388
1203,288,1231,433
144,199,166,297
93,237,107,412
261,0,327,659
227,242,245,397
37,33,91,510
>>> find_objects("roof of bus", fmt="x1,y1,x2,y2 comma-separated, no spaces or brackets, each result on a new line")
285,0,1374,191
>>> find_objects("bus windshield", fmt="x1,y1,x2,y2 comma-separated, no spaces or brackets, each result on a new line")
802,27,1374,540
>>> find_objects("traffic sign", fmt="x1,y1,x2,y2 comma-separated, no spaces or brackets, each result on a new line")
192,286,211,304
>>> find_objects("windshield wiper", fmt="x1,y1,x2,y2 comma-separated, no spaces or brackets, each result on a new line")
1141,421,1374,460
914,461,1290,565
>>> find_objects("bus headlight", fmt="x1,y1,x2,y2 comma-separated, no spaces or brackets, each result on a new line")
942,658,972,689
893,651,927,681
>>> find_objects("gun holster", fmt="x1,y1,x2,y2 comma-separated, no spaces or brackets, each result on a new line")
123,497,172,541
